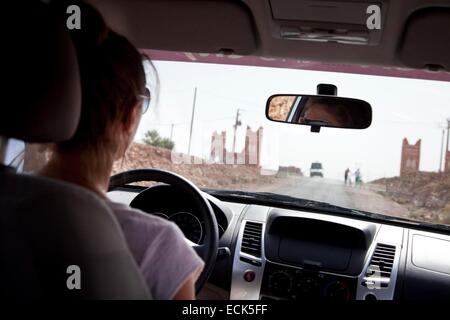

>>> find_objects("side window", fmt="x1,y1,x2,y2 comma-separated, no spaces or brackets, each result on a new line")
4,139,49,173
4,139,25,172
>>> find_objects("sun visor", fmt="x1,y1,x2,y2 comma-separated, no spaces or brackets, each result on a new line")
399,8,450,71
91,0,258,55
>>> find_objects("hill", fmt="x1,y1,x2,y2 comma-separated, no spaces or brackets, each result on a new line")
113,143,277,190
371,172,450,224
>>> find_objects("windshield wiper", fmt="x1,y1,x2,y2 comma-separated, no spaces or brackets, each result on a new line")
202,189,450,234
204,189,371,217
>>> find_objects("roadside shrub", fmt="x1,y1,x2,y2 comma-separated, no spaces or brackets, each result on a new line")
142,129,175,150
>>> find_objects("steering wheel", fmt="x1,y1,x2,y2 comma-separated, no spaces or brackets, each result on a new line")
108,169,219,294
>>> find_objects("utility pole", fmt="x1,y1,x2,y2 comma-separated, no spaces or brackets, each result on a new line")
445,118,450,172
439,129,445,172
187,87,197,156
232,108,241,153
170,123,174,141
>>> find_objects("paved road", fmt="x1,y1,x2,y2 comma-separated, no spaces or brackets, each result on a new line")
265,176,410,218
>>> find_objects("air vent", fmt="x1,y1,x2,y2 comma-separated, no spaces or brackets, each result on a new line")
363,243,396,288
241,221,263,258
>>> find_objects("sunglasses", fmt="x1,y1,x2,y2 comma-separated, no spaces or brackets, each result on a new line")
138,88,151,114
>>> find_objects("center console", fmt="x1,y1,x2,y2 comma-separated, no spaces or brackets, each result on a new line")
230,206,403,301
260,213,375,300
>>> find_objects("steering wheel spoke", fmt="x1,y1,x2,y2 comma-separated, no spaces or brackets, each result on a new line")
191,242,207,257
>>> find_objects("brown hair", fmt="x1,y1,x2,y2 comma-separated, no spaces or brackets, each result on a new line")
53,2,150,167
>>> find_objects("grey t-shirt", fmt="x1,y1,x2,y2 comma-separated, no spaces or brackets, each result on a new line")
106,200,204,300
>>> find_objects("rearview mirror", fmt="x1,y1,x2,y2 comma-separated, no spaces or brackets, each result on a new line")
266,95,372,131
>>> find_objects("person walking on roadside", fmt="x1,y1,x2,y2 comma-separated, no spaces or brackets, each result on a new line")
344,168,350,185
355,168,362,187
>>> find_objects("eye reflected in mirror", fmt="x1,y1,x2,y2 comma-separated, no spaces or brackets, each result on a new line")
266,95,372,130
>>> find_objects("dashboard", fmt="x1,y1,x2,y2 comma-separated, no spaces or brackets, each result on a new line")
108,187,450,301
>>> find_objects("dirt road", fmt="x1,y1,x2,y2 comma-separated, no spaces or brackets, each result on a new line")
258,176,410,219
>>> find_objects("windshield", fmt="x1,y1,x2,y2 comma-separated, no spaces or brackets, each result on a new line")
114,56,450,227
12,53,450,227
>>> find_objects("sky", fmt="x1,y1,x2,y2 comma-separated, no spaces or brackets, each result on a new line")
135,60,450,181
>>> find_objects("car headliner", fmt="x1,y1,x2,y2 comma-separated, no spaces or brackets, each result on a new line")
90,0,450,75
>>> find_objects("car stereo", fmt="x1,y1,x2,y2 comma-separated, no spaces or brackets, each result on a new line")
260,262,357,301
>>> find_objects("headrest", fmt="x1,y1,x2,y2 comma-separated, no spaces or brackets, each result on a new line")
399,8,450,71
1,1,81,142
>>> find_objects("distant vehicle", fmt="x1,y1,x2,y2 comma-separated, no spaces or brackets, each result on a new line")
310,162,323,178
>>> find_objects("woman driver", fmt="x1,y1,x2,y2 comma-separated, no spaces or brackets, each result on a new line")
39,2,203,299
